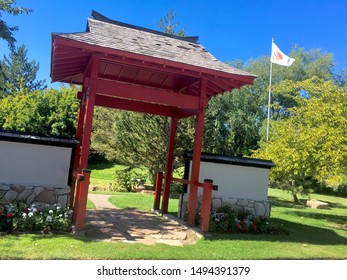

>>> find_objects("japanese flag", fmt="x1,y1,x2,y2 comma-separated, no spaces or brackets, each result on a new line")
271,41,295,66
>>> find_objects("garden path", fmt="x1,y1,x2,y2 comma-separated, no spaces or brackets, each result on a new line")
83,193,202,246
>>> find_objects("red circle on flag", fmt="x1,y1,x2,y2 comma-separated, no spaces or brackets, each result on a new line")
273,51,283,60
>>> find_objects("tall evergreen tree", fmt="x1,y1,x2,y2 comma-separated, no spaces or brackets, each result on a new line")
157,9,186,36
0,44,46,96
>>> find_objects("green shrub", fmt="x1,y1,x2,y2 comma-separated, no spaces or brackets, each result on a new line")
109,167,146,192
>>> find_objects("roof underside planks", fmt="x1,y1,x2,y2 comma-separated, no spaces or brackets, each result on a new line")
51,11,256,118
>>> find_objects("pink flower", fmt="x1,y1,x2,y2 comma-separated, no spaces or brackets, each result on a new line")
7,213,13,218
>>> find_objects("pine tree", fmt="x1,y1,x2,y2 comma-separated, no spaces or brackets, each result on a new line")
0,44,46,96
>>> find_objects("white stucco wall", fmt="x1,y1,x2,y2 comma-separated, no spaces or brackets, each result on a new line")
0,140,72,186
187,161,270,201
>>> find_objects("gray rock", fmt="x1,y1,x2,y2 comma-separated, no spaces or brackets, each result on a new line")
57,195,68,207
26,192,36,204
222,197,238,206
55,187,70,196
11,184,25,193
34,186,44,196
4,190,18,202
306,199,329,209
36,189,55,204
17,189,34,201
212,198,222,209
254,202,266,216
0,184,10,191
236,199,249,207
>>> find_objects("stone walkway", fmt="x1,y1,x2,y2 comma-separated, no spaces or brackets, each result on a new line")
83,193,202,246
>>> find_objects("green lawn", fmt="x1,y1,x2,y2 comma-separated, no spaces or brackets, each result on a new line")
107,192,179,216
88,160,148,188
0,189,346,259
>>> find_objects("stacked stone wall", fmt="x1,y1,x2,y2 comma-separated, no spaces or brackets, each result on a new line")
0,183,70,207
178,194,271,220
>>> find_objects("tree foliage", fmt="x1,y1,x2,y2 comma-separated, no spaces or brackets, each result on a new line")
90,107,120,161
0,87,79,137
100,111,194,182
253,77,347,202
0,44,46,96
0,0,32,50
203,87,262,156
157,8,186,36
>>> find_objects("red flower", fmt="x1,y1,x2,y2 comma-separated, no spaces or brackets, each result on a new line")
0,209,3,215
7,213,13,218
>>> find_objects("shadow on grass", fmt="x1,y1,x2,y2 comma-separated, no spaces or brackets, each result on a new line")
285,210,347,225
88,158,117,170
268,195,306,208
205,217,347,245
269,195,347,210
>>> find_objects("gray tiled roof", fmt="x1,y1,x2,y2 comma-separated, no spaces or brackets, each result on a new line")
0,130,79,146
184,152,275,169
55,14,255,78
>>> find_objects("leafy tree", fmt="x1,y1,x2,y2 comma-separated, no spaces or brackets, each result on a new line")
90,107,120,161
0,87,79,137
0,0,32,50
0,44,46,96
238,47,342,123
253,77,347,203
204,47,345,155
112,111,195,182
203,86,262,156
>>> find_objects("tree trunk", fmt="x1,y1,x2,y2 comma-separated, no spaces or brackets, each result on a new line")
293,193,299,204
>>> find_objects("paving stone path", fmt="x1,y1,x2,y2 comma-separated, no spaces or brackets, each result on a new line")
84,193,202,246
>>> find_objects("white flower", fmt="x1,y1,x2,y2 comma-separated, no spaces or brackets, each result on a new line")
28,212,34,217
22,213,27,218
32,208,38,213
59,214,63,218
46,215,52,222
56,206,61,211
48,210,53,214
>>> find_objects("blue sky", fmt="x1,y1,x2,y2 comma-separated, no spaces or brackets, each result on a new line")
1,0,346,88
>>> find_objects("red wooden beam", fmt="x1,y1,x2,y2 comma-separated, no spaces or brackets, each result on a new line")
96,79,200,111
73,169,91,229
79,56,99,170
187,78,207,226
153,172,163,210
69,89,86,208
161,117,177,213
200,179,213,232
95,94,196,118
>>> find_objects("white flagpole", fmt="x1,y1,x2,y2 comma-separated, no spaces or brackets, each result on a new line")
266,39,274,142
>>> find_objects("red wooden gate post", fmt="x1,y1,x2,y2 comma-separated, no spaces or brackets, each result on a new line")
200,179,213,232
153,172,163,210
162,117,177,213
187,78,207,226
69,90,87,208
73,169,91,229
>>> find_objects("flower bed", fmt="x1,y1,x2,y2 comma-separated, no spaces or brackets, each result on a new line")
0,203,73,234
208,205,287,234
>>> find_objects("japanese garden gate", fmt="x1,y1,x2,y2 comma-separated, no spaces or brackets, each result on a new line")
50,11,255,232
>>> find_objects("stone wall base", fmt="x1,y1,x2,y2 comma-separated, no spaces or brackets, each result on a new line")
178,194,271,220
0,182,70,208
